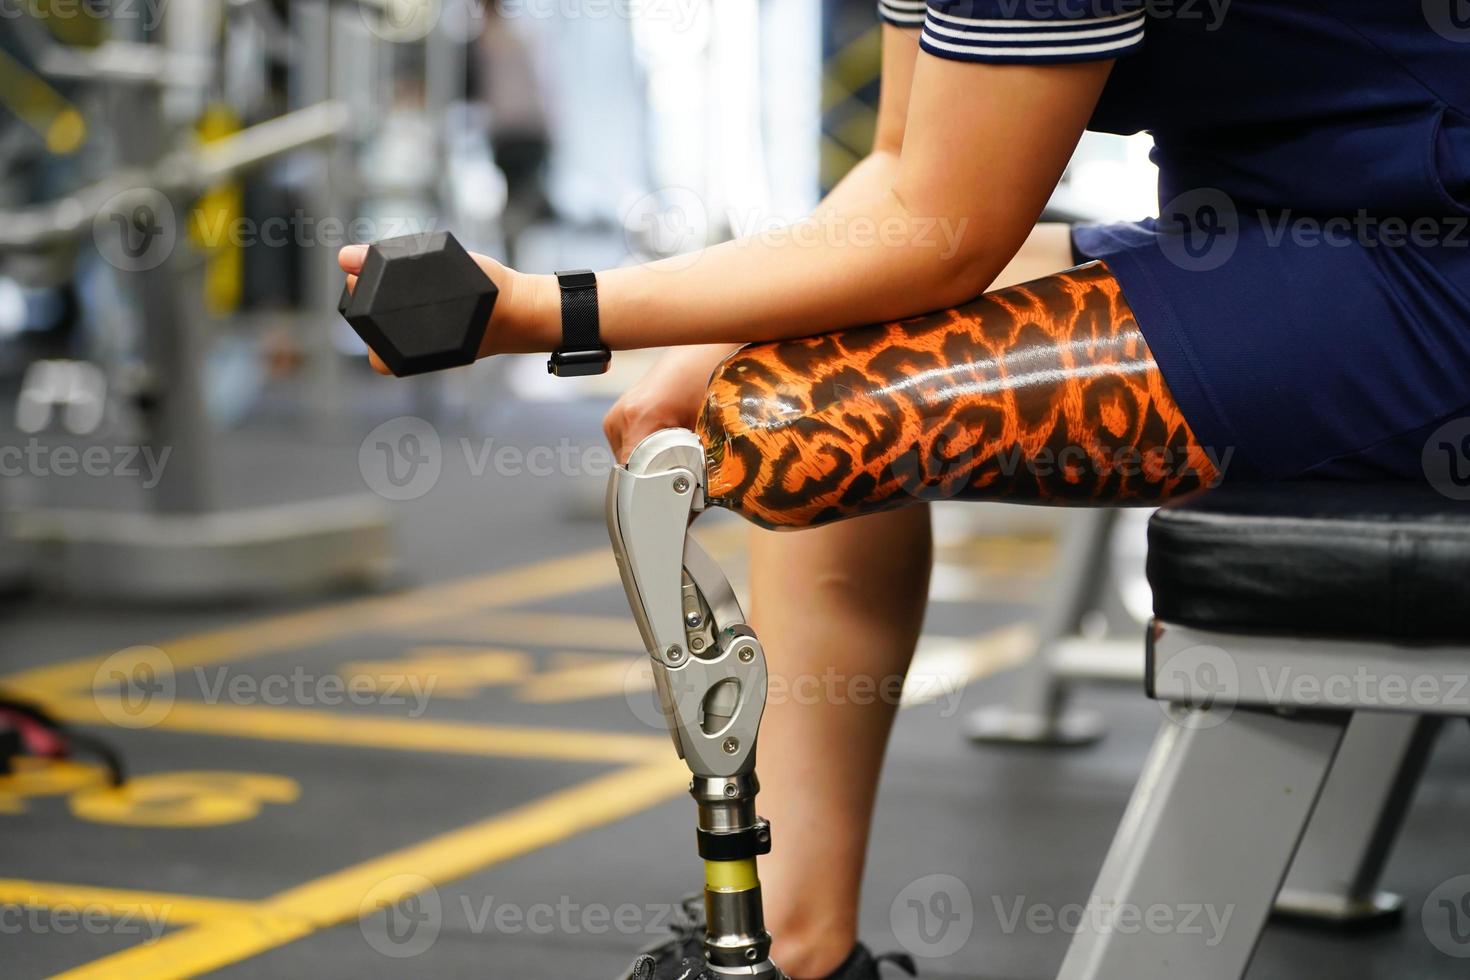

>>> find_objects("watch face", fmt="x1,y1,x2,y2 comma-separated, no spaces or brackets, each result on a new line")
555,270,599,290
548,349,611,377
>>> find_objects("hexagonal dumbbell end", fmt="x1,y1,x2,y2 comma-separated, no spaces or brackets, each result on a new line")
338,232,498,377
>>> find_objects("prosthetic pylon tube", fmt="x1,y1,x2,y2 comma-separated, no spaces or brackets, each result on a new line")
607,429,784,978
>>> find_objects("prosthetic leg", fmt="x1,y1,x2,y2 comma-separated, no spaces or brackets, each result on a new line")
605,262,1219,978
608,429,784,979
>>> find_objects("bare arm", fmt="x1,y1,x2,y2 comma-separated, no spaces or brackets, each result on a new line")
599,26,923,459
343,35,1108,361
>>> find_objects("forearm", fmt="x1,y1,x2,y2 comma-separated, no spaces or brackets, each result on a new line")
489,58,1108,357
635,152,905,363
498,188,997,354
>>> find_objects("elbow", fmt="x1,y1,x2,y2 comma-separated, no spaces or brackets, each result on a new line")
910,246,1004,313
880,189,1007,313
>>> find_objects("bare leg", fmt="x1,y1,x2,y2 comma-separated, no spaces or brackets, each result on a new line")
747,225,1075,975
750,505,932,976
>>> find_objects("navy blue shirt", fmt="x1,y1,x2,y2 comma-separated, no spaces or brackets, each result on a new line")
880,0,1470,481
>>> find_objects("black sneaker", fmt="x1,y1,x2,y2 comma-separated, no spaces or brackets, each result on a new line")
622,894,705,980
624,896,917,980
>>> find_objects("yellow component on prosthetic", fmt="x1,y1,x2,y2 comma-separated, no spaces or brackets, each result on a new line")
704,858,759,893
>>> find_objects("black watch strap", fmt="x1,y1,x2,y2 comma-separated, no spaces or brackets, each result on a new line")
548,269,610,377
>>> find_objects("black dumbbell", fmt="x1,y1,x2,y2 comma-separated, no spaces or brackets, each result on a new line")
338,232,498,377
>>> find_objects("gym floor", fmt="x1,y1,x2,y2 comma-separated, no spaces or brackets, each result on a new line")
2,376,1467,980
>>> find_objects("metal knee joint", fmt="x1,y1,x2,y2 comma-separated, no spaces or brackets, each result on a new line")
607,428,783,978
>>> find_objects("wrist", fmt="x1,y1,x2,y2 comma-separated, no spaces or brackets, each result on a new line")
484,271,559,357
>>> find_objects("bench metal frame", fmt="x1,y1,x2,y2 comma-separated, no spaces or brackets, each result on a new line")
1057,621,1457,980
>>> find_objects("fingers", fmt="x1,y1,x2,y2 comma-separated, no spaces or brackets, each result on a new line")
604,397,687,464
603,403,629,462
337,247,388,374
340,271,384,372
338,245,367,274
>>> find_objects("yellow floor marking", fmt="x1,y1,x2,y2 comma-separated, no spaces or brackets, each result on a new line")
40,619,1034,977
902,625,1035,707
53,761,688,980
0,880,256,924
44,696,670,764
405,610,643,651
2,546,622,702
516,652,643,704
0,758,110,812
342,646,535,698
69,771,300,828
5,522,747,706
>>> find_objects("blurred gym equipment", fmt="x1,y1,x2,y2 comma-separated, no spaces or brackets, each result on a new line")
964,508,1136,747
0,1,522,600
0,96,394,601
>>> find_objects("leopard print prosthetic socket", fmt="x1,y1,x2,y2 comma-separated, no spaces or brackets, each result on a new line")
697,262,1221,530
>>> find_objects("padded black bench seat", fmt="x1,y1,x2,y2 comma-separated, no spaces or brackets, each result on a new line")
1147,481,1470,643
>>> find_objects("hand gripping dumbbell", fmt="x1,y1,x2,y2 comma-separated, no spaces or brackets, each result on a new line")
338,232,498,377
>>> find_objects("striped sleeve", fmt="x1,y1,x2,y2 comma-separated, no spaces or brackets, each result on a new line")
916,1,1146,64
878,0,927,28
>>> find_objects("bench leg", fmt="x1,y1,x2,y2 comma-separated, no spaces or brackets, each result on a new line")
1057,706,1349,980
965,510,1117,747
1274,713,1440,926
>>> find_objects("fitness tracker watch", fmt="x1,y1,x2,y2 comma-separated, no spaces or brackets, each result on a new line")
547,269,611,377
